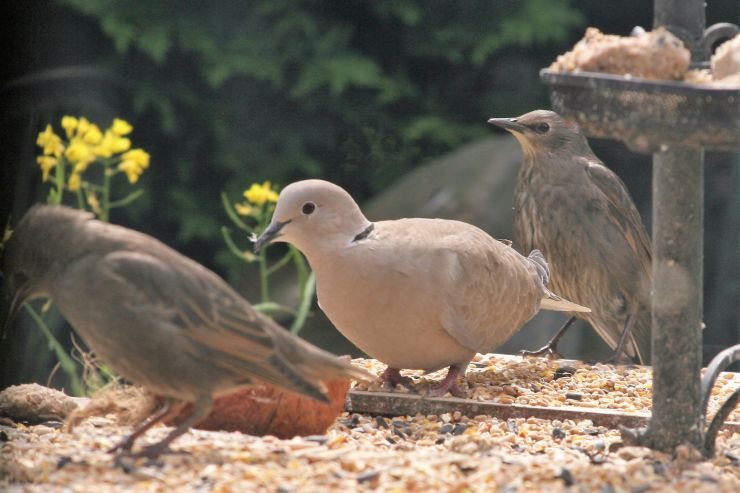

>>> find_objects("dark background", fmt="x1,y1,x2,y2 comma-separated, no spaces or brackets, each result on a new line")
1,0,738,391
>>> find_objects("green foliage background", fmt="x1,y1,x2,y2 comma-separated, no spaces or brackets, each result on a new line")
54,0,583,272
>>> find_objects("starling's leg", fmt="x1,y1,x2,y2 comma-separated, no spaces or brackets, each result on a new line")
519,317,576,359
605,314,636,365
132,396,213,459
426,364,467,398
380,367,414,389
108,399,184,453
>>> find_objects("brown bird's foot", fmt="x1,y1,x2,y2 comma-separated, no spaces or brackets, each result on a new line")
380,367,414,389
108,437,135,454
425,364,468,398
603,314,639,366
518,316,575,360
518,344,562,360
128,442,174,460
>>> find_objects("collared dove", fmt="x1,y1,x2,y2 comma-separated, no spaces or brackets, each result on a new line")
488,110,652,364
3,205,371,458
255,179,589,397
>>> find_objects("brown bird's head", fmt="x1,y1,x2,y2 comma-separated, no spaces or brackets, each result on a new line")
2,205,92,331
487,110,591,159
254,179,371,257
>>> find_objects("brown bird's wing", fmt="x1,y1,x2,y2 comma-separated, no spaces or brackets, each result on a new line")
583,159,652,270
104,250,355,402
583,158,652,362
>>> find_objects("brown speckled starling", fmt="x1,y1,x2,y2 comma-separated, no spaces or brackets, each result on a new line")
488,110,651,364
3,205,371,458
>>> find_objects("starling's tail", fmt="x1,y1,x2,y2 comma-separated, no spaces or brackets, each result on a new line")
271,329,374,403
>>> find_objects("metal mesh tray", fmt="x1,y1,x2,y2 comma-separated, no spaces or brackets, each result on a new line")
541,69,740,153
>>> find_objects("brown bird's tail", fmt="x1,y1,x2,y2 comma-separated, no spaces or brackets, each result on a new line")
527,250,591,313
271,329,374,402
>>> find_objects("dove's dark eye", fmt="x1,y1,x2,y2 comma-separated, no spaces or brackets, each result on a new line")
302,202,316,215
534,122,550,134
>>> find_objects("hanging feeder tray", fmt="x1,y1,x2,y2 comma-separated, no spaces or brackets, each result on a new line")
540,69,740,153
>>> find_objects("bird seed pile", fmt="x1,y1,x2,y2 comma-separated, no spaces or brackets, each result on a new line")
352,354,740,424
1,355,739,492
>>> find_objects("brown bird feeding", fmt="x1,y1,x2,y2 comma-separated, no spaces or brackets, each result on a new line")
254,179,590,397
2,205,371,458
488,110,652,364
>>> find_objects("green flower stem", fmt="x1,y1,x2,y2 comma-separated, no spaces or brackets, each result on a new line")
291,245,309,291
100,166,111,222
258,250,269,303
265,250,293,276
253,302,297,315
24,303,84,396
108,189,144,209
50,157,66,205
290,271,315,334
75,186,85,210
221,227,254,262
221,192,252,231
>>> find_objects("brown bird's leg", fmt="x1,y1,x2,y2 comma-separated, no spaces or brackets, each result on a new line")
108,398,184,453
519,316,576,359
426,364,467,398
605,314,637,365
380,367,414,388
132,396,214,459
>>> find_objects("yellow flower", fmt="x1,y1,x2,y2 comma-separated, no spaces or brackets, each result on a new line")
244,181,279,205
36,124,64,157
117,148,149,184
36,156,58,182
61,116,78,138
87,193,101,215
234,203,253,216
76,117,90,136
64,139,95,167
82,124,103,145
121,148,150,168
111,118,133,136
118,160,144,184
68,173,81,191
95,131,131,157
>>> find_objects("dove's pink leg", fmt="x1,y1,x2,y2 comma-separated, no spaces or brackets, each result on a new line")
380,367,414,387
426,364,467,398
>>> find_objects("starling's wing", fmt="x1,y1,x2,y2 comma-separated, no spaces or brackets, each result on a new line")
103,250,361,401
583,159,652,271
583,159,652,363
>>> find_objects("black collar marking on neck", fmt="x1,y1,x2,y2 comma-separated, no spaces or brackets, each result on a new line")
352,223,374,242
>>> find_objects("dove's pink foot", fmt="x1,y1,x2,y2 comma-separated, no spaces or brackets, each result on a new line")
426,364,468,398
380,367,414,388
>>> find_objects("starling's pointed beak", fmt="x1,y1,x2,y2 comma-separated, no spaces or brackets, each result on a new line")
487,117,526,134
253,220,290,252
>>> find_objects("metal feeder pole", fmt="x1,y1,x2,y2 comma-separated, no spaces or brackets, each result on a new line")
645,0,706,451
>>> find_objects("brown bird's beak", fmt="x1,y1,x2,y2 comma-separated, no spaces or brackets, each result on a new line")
253,220,290,252
487,117,527,134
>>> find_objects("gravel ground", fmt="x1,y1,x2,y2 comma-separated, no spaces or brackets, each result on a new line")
1,355,738,492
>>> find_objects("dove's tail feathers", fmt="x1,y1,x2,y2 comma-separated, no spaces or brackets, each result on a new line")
527,249,550,285
540,290,591,313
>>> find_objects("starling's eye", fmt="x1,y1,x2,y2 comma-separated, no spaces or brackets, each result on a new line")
534,122,550,134
302,202,316,215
